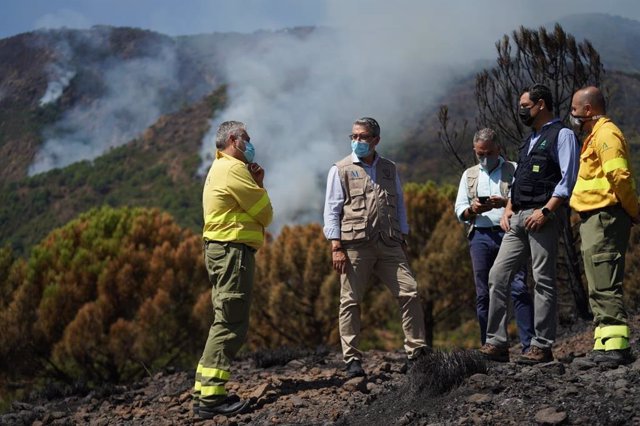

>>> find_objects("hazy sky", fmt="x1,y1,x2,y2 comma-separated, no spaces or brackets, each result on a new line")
2,0,640,39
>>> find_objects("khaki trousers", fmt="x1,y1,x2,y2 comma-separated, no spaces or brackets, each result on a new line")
340,237,427,363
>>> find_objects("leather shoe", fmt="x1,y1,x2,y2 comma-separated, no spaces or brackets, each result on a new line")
345,359,365,378
198,394,249,419
515,345,553,365
478,343,509,362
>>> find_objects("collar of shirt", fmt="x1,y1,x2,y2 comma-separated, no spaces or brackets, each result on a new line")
216,149,245,165
529,118,562,154
582,116,610,152
351,150,379,166
531,118,561,139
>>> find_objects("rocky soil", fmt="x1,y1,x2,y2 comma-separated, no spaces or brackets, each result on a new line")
3,317,640,425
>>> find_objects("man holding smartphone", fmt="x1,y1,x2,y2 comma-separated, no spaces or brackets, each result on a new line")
454,128,534,355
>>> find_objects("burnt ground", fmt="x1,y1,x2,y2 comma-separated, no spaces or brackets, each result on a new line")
3,316,640,425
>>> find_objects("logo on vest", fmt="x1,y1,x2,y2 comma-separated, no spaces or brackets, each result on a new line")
351,170,359,178
382,168,391,179
538,139,548,150
532,165,540,173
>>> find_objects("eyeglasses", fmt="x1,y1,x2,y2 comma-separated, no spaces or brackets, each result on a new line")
349,133,375,142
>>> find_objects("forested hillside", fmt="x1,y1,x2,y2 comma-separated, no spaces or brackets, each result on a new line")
0,89,224,253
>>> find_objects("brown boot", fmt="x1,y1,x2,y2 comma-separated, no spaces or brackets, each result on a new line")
515,345,553,365
478,344,509,362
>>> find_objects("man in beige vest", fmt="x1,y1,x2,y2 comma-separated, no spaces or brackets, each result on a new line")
323,117,429,378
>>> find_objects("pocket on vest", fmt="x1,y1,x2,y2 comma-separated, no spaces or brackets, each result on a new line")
341,221,367,241
384,191,397,208
349,188,366,211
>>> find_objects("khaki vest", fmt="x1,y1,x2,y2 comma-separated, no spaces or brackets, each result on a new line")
465,161,515,200
336,154,403,245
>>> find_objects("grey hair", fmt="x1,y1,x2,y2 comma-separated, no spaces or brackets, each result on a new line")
353,117,380,137
473,128,498,145
215,121,246,149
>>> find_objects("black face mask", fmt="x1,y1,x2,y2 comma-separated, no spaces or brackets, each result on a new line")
519,107,535,127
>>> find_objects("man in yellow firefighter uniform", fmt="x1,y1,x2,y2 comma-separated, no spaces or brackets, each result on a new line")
570,86,640,366
194,121,273,418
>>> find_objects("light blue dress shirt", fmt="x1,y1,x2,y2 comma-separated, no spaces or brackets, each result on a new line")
454,157,510,228
323,152,409,240
527,119,580,199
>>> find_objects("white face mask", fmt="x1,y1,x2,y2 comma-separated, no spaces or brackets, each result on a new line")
570,114,586,132
570,114,603,132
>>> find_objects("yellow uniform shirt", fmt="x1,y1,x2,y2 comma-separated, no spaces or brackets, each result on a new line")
570,117,639,218
202,151,273,249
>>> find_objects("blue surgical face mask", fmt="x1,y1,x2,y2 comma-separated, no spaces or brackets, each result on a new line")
238,140,255,163
477,154,499,171
351,140,371,158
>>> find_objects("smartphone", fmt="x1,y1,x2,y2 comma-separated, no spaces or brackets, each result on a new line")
478,196,489,204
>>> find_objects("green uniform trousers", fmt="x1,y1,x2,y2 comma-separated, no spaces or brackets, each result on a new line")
579,204,631,351
194,241,255,406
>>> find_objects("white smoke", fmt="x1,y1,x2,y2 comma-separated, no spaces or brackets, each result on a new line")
39,64,76,106
29,39,184,176
198,2,527,230
199,0,640,231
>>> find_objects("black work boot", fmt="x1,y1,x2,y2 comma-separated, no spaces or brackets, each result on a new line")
345,359,365,378
571,350,604,369
592,348,635,367
198,394,250,419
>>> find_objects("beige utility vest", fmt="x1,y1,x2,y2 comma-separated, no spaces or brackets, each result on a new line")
336,154,403,245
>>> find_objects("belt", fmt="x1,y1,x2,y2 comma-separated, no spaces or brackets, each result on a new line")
474,226,503,232
511,205,543,214
204,240,257,253
578,204,621,221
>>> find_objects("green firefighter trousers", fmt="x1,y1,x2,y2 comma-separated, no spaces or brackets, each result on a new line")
580,204,631,351
194,241,255,406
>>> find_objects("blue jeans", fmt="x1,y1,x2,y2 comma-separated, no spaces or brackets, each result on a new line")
469,227,534,349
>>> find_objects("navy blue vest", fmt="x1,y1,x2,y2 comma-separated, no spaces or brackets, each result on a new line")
511,121,564,209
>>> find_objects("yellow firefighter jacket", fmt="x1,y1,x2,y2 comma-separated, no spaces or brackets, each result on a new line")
570,117,639,218
202,151,273,249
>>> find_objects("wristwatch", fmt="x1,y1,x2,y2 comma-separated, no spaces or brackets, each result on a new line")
541,207,551,217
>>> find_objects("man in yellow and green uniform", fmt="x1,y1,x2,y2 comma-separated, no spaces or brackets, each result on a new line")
194,120,273,418
570,86,640,366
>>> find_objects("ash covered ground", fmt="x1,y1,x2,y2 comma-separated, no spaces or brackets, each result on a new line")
4,317,640,425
